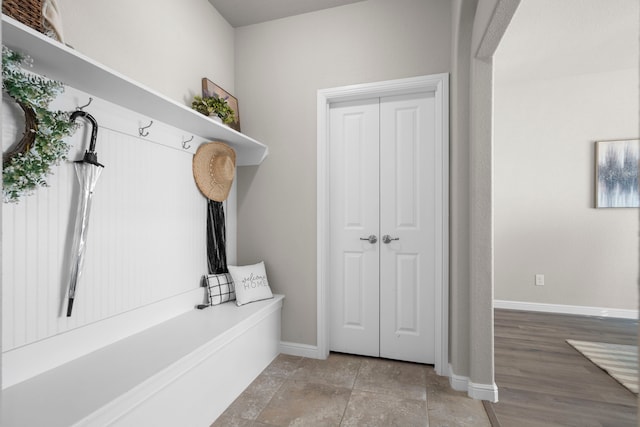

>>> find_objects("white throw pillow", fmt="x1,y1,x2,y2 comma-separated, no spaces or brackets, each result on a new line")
228,262,273,306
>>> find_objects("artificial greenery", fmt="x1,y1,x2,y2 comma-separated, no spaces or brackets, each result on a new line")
191,95,235,125
2,46,77,203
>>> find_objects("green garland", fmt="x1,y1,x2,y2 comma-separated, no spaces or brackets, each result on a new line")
2,46,77,203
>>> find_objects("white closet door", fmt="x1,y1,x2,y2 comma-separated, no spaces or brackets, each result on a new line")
328,98,380,357
379,92,436,364
328,93,437,364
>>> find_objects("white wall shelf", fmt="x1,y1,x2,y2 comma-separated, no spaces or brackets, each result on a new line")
1,15,268,166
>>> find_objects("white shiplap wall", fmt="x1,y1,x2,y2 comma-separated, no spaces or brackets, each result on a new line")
2,84,229,386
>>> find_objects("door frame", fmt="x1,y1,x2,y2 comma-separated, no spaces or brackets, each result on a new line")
317,74,450,376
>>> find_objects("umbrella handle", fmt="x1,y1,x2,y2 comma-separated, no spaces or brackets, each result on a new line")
70,110,99,153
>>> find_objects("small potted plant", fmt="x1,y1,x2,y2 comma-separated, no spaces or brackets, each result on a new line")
191,95,235,125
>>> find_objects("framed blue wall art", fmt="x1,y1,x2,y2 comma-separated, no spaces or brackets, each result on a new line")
595,139,640,208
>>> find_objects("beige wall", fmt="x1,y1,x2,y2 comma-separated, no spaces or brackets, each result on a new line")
495,68,639,309
58,0,235,104
457,0,519,396
450,0,476,384
234,0,452,345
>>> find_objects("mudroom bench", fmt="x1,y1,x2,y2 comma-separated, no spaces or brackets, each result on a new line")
0,295,284,427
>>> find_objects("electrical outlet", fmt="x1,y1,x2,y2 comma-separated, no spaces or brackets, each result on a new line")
535,274,544,286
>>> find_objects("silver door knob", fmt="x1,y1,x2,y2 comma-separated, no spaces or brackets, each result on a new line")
382,235,400,244
360,234,378,244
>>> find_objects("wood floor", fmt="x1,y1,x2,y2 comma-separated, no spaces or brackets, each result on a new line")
489,309,638,427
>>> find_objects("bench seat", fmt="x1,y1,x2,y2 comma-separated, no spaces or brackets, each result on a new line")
0,295,284,427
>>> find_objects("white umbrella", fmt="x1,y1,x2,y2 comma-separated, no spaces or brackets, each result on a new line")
67,111,103,317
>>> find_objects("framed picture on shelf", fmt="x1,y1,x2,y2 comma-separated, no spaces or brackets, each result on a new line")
202,78,241,132
595,138,639,208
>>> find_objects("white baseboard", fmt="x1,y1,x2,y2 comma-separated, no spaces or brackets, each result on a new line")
279,341,324,359
494,300,638,319
468,381,499,402
449,368,470,392
448,364,499,403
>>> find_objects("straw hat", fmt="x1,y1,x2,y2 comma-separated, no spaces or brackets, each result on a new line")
192,142,236,202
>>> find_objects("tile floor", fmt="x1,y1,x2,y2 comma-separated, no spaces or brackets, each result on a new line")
211,353,491,426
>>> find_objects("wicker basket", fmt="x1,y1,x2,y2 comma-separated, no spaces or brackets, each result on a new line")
2,0,45,34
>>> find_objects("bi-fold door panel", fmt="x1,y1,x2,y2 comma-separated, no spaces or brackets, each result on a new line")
379,93,436,364
329,98,380,357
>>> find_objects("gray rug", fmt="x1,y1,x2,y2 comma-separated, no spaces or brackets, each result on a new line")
567,339,638,394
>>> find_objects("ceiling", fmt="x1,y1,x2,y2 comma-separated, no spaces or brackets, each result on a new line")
495,0,639,81
209,0,638,77
209,0,366,27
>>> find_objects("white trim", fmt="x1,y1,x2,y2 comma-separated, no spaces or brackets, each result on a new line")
468,380,499,402
317,74,450,374
494,300,638,320
449,364,499,402
449,366,470,392
279,341,323,359
434,75,450,377
316,88,331,361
